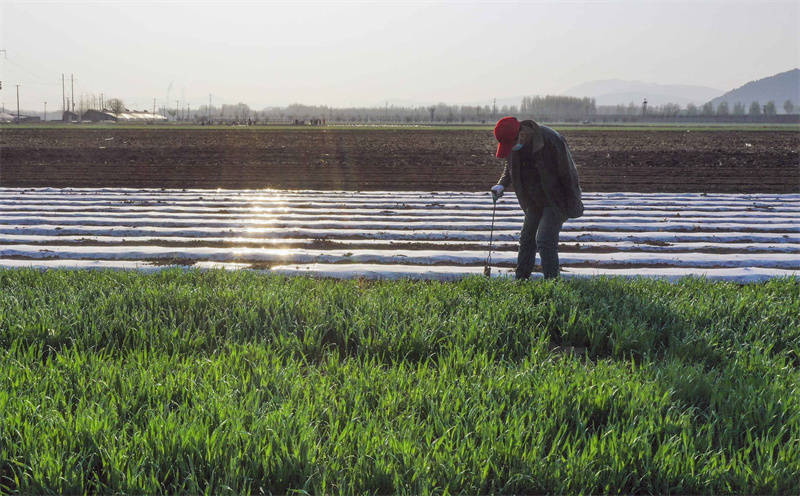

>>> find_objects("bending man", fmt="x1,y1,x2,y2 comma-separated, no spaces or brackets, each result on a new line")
491,117,584,279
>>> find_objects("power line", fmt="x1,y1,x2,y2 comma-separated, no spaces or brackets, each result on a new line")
3,58,60,85
1,65,61,86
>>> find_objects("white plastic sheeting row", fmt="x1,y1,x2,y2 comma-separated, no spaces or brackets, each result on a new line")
1,188,798,282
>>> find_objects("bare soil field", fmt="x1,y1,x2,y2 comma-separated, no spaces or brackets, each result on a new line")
1,127,797,193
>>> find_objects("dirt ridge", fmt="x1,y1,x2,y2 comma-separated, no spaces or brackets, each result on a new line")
2,128,797,193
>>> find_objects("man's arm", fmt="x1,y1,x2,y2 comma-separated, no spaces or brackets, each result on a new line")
497,156,512,188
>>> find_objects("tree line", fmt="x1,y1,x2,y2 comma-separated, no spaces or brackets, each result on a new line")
600,99,794,117
249,96,599,124
44,93,797,124
256,97,795,123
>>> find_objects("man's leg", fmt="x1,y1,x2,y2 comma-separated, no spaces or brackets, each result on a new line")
516,206,543,279
537,206,565,279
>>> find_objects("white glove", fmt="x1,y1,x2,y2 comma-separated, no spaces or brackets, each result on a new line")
491,185,504,201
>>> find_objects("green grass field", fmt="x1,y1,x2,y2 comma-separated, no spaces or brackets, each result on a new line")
1,269,798,494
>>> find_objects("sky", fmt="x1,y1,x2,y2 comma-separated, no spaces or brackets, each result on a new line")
1,0,798,113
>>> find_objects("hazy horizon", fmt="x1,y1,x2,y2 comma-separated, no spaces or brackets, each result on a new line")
1,0,798,113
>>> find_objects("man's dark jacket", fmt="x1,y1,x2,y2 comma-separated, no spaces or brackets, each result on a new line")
497,120,584,219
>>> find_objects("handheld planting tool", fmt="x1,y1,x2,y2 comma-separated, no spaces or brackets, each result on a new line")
484,194,498,277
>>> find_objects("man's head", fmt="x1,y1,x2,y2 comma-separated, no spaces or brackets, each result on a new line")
494,117,541,158
493,116,520,158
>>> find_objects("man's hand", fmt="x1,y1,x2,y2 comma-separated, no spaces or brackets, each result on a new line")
491,185,504,201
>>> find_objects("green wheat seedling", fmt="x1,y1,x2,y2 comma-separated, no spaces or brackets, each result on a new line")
1,269,798,494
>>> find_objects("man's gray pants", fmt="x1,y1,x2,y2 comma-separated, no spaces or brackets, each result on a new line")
516,206,564,280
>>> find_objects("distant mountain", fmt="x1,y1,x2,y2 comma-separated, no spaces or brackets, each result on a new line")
709,69,800,111
563,79,723,107
269,72,799,112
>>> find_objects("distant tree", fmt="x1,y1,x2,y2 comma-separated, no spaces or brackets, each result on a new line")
784,99,794,114
233,102,251,121
732,102,746,115
77,94,99,114
701,102,715,116
460,105,478,121
661,102,681,117
764,101,777,115
519,97,530,114
107,98,125,116
686,103,698,116
627,101,638,116
716,101,730,116
433,103,450,123
749,101,762,115
519,95,596,119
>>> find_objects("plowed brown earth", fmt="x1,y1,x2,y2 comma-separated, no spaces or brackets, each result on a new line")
1,127,797,193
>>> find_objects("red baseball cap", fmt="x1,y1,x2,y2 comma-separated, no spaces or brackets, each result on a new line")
494,116,520,158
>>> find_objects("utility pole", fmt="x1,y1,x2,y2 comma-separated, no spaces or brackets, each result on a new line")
44,101,46,122
100,93,104,110
62,74,66,114
187,103,190,122
70,74,75,113
153,98,156,119
175,100,179,122
208,94,212,121
15,85,20,121
493,98,496,120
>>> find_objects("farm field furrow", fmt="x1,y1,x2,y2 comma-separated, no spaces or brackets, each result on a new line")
2,127,797,193
1,188,797,282
3,235,798,254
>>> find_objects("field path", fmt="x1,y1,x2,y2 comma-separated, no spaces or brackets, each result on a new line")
1,188,798,282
